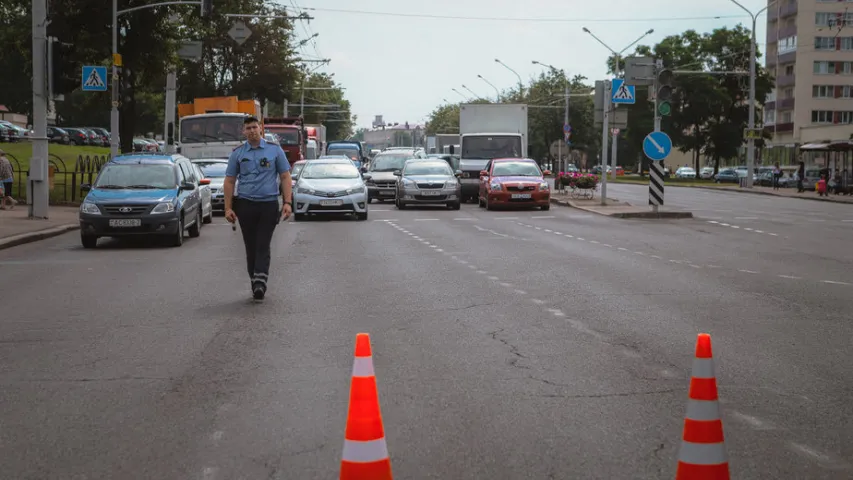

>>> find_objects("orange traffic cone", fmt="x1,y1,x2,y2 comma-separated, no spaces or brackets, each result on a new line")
340,333,393,480
676,333,730,480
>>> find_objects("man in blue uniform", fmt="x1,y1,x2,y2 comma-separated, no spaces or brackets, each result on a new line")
223,116,293,300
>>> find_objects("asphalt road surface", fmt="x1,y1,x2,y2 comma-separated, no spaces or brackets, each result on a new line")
1,197,851,479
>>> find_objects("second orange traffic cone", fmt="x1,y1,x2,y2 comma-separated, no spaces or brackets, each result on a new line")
340,333,393,480
676,333,730,480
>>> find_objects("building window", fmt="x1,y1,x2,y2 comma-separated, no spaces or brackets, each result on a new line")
814,61,831,74
843,85,853,97
816,12,831,26
764,109,776,124
782,111,792,123
840,112,853,124
842,37,853,50
811,110,833,123
813,85,834,97
779,36,798,53
784,64,794,75
815,37,835,50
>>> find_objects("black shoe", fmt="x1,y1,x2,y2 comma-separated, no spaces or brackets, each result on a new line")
252,282,266,300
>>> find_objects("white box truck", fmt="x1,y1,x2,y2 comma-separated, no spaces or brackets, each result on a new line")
457,104,528,202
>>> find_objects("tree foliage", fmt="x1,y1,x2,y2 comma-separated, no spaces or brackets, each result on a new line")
0,0,353,151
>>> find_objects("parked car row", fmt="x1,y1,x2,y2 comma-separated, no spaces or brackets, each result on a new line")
78,152,213,249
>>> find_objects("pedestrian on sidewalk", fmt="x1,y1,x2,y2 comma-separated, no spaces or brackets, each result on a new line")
796,161,805,192
0,149,17,210
223,116,292,301
772,162,782,190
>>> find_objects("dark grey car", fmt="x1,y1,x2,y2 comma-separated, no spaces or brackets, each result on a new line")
393,160,462,210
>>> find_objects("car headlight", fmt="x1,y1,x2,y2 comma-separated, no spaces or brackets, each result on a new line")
80,202,101,215
444,181,458,189
539,183,549,191
402,179,416,187
151,202,176,214
490,182,502,191
346,186,365,194
297,187,315,194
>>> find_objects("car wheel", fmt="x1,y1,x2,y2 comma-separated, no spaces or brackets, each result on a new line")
541,203,550,211
396,199,406,209
203,207,212,224
478,196,485,208
293,213,303,222
81,234,98,249
356,211,368,221
188,208,202,238
171,214,184,247
485,196,494,210
449,202,461,210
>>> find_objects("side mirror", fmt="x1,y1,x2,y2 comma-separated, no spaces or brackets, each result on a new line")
198,178,211,185
479,170,488,177
80,183,91,191
455,169,463,177
180,182,195,191
392,170,402,176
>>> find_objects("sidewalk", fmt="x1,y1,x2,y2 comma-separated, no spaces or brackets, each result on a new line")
0,205,80,250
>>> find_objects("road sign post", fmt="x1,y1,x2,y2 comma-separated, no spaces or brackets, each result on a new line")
643,130,671,212
599,80,611,206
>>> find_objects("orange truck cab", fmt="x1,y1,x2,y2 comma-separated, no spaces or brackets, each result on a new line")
177,96,262,159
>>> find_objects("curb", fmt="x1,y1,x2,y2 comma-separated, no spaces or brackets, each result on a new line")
550,197,693,219
610,181,853,204
0,224,79,251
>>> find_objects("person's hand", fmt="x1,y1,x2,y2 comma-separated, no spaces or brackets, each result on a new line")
225,208,237,223
282,202,292,220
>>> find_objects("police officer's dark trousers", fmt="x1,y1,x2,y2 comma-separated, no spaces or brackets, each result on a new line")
234,197,279,291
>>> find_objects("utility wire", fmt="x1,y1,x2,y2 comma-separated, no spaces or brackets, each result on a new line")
294,7,746,23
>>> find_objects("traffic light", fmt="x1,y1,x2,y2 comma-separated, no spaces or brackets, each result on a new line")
201,0,213,17
656,67,674,102
121,67,134,106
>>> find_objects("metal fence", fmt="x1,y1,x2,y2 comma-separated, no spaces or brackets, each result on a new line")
7,153,110,204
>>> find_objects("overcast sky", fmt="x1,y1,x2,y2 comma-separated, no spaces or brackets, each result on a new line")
282,0,769,129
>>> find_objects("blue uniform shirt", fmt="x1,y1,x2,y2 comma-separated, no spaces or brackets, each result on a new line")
226,138,291,202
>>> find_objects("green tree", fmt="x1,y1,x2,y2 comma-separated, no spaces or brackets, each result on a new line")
0,1,31,115
296,72,353,140
425,104,460,135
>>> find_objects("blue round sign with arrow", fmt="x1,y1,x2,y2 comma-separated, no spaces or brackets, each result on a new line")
642,131,673,162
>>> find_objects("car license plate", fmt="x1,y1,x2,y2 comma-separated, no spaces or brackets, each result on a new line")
109,218,141,227
421,190,441,196
380,190,394,196
511,194,532,199
320,199,343,206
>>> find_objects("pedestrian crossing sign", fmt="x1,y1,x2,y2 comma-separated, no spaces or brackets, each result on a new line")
82,66,108,92
611,78,635,105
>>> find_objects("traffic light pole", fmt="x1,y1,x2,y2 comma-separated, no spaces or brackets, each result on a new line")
599,80,611,206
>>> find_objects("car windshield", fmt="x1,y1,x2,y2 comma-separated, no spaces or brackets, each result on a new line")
265,128,299,145
196,163,228,177
328,147,360,160
462,135,522,159
94,164,177,189
405,163,452,176
291,163,305,177
302,163,360,179
492,161,541,177
370,154,412,172
180,116,245,143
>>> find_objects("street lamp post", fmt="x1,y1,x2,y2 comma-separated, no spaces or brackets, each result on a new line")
452,88,468,101
461,84,480,100
582,27,654,181
495,58,523,96
477,75,500,102
730,0,775,189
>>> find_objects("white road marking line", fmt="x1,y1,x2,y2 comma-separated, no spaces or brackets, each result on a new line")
476,270,487,274
617,247,628,251
634,251,645,255
590,240,600,244
546,308,565,317
707,220,719,224
669,259,681,264
487,276,499,281
531,215,555,219
531,299,546,305
754,230,764,233
514,289,527,294
430,245,438,249
468,264,476,269
212,431,224,441
554,231,563,235
738,269,759,274
413,236,421,240
706,264,721,268
499,282,512,287
730,411,774,430
719,223,730,226
544,229,553,232
788,442,851,470
744,227,753,231
650,255,662,259
577,237,585,241
731,225,740,229
565,234,574,238
688,264,702,268
768,232,778,236
822,280,851,286
435,248,444,252
602,243,613,247
842,219,853,222
496,217,519,220
453,218,475,220
778,275,800,279
415,218,439,221
534,227,542,230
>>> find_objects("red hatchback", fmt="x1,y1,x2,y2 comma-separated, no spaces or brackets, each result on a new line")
478,158,550,210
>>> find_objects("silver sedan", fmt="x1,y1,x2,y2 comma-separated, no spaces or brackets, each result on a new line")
392,160,462,210
293,159,368,221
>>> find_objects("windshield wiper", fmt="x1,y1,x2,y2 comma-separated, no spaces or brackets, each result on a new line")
95,184,126,189
125,184,161,189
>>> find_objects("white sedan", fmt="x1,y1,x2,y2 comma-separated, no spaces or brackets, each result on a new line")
292,159,368,221
675,167,696,179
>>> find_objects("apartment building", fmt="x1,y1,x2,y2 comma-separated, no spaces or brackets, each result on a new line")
763,0,853,161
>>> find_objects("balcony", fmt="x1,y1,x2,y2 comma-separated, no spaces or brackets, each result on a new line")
780,1,797,18
779,24,797,38
778,50,796,65
772,122,794,133
765,101,776,110
776,74,795,87
779,97,795,109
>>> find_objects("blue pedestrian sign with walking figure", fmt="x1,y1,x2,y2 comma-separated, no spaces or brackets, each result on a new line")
642,131,672,161
82,66,108,92
611,78,635,105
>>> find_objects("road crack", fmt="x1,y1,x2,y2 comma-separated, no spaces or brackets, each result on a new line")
488,329,529,361
537,388,680,399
